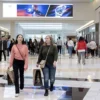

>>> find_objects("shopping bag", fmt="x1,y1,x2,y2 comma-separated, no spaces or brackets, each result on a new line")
33,69,43,86
7,67,14,85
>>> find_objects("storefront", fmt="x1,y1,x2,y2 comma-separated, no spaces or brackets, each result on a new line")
0,27,9,40
78,24,96,43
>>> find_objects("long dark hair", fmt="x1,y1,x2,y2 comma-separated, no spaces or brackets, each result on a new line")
40,38,44,44
78,37,84,42
15,34,25,44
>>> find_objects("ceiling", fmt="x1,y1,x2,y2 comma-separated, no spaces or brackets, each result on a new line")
17,21,87,34
19,23,63,30
1,0,90,3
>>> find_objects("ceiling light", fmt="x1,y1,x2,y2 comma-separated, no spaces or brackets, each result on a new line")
18,23,62,25
0,26,9,32
18,23,62,30
76,20,94,32
22,27,62,30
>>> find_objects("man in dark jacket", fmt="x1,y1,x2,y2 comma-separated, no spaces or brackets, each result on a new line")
0,36,7,61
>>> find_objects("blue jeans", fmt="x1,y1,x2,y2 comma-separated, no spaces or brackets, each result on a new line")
68,46,73,57
42,65,56,89
78,52,85,64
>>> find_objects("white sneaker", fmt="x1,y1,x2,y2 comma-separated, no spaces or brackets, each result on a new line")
15,93,19,97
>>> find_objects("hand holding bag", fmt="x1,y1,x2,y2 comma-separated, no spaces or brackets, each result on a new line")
33,69,43,86
39,47,51,68
7,67,14,85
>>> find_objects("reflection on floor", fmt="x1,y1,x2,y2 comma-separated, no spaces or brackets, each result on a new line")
0,83,89,100
0,55,100,100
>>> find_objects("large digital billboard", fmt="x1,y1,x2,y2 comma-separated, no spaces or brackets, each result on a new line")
3,3,73,18
17,5,49,17
47,5,73,17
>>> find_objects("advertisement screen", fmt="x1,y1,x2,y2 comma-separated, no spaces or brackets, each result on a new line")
3,3,73,18
17,5,49,17
47,5,73,17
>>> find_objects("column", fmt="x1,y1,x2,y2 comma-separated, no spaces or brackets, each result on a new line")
10,21,15,38
95,23,99,45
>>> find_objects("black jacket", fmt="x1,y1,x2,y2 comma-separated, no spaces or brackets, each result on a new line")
0,40,7,50
37,44,58,66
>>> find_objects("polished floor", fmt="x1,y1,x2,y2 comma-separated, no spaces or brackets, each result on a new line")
0,54,100,100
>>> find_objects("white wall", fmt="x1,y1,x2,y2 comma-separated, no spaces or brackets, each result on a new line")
17,25,24,35
0,2,95,21
0,21,24,38
91,0,100,23
0,3,2,18
93,0,100,23
0,21,16,38
73,3,94,21
93,0,100,9
0,22,10,31
0,2,95,39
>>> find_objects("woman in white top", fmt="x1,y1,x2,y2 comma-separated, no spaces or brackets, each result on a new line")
67,38,74,58
88,40,97,57
57,37,62,54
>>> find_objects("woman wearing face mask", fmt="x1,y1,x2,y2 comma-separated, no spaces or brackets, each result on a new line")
9,34,28,97
37,35,58,96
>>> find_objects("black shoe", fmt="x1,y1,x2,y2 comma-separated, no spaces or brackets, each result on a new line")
44,89,49,96
50,84,54,91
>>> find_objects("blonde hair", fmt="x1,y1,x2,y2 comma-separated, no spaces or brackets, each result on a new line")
43,35,53,46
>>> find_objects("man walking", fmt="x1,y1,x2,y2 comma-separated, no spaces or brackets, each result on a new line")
0,36,7,61
7,36,11,56
57,37,62,54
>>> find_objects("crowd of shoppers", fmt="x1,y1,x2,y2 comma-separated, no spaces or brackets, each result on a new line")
0,35,99,61
0,34,99,97
66,37,98,60
28,38,44,55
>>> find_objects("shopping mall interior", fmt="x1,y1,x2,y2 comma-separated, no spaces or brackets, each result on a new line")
0,0,100,100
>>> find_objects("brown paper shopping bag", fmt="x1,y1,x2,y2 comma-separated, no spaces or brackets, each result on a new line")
33,69,43,86
7,67,14,85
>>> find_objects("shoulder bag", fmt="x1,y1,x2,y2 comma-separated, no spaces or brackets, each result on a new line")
16,45,24,60
39,46,51,68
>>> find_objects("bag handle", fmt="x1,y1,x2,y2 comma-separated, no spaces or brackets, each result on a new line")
45,46,51,62
16,45,24,60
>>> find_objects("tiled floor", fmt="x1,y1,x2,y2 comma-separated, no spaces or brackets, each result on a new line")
0,55,100,100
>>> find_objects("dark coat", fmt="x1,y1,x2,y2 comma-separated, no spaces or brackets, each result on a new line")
0,40,7,50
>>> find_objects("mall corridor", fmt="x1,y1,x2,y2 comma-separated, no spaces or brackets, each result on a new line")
0,0,100,100
0,55,100,100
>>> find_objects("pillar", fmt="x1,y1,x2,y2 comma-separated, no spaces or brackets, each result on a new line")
10,21,15,39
